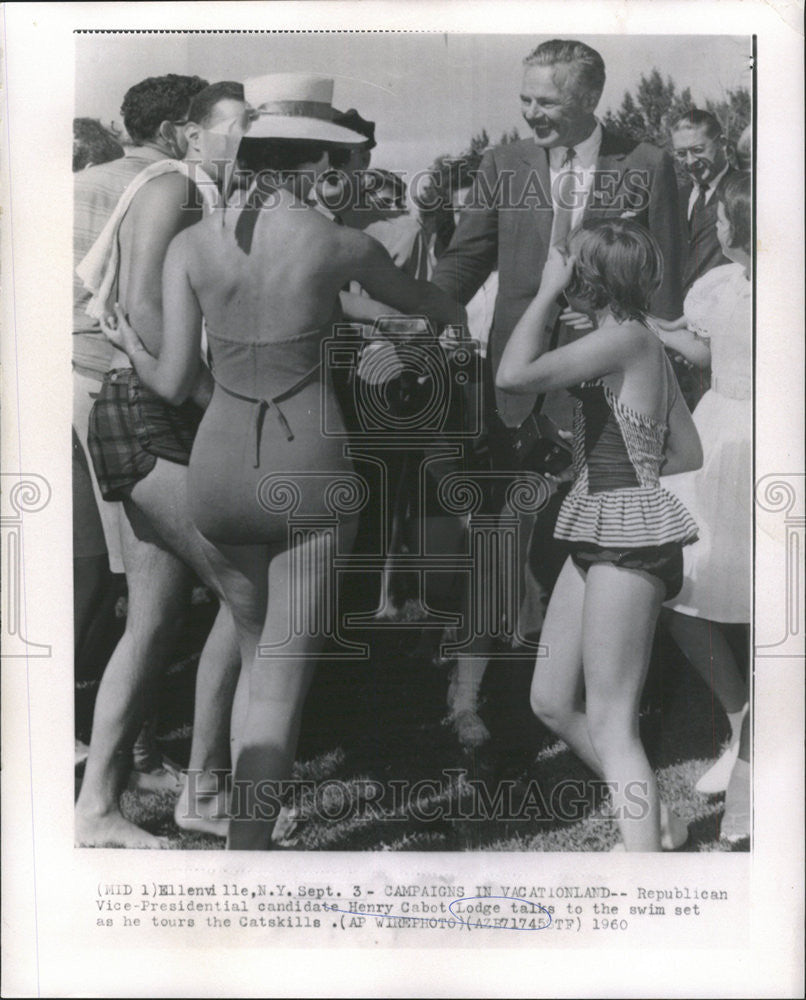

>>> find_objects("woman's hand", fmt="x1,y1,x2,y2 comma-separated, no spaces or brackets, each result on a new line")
100,303,148,358
540,246,576,297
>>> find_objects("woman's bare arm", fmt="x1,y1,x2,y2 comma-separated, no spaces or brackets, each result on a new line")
349,233,466,332
655,326,711,368
103,231,206,407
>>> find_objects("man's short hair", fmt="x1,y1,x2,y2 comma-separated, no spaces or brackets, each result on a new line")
187,81,245,127
671,108,723,140
121,74,209,144
523,39,606,108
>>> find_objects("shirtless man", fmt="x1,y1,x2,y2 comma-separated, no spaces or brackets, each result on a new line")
75,82,250,847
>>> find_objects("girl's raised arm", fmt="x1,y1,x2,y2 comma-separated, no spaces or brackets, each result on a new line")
497,246,649,395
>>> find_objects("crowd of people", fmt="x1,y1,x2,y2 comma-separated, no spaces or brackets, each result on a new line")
73,39,752,852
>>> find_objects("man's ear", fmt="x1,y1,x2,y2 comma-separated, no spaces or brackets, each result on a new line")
184,121,202,150
156,120,185,157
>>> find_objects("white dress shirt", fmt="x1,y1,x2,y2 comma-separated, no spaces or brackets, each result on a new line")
687,161,730,219
548,120,603,239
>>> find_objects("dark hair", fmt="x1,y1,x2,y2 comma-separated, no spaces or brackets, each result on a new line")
565,219,663,322
718,170,751,254
237,137,329,174
362,168,407,209
671,108,723,140
73,117,124,171
328,108,375,170
121,74,209,144
187,80,244,126
523,39,605,109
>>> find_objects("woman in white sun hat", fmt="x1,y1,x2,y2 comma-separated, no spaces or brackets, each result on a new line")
105,73,466,849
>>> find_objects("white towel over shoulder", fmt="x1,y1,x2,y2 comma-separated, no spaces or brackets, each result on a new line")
76,159,219,321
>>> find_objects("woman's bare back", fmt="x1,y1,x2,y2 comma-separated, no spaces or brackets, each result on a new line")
180,187,366,341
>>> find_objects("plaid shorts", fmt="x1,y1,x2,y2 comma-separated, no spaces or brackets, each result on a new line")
88,368,202,501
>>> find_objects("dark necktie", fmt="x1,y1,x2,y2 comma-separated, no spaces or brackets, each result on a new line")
551,146,578,247
690,182,709,221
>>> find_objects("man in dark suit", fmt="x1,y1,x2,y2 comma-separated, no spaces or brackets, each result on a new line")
671,108,734,292
431,39,685,744
435,38,684,428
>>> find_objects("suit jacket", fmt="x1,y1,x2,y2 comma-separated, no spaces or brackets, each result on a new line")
433,127,685,425
681,167,734,293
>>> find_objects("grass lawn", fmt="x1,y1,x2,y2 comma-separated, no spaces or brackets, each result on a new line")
76,592,749,853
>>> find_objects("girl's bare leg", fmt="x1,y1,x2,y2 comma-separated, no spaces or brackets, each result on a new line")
530,557,602,772
532,557,684,851
582,563,665,852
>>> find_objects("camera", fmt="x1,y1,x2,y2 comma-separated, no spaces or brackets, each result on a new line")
321,318,483,441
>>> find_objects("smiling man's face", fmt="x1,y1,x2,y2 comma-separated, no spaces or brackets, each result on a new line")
520,64,594,149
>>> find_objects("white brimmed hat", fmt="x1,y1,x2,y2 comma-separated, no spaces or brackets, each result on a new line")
243,73,367,144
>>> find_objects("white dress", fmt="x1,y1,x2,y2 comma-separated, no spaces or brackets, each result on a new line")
664,263,752,622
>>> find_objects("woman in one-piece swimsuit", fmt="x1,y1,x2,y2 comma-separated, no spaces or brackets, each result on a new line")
105,78,466,849
497,219,703,851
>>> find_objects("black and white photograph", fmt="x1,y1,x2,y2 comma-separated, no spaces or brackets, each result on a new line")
69,29,754,855
1,2,803,997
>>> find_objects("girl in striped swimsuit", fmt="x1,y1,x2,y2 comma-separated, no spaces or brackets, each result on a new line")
497,220,702,852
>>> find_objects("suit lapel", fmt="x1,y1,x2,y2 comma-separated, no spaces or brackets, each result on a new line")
584,127,634,221
517,139,553,243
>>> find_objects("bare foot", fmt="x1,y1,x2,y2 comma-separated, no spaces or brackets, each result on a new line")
609,806,688,852
75,809,168,849
660,803,689,850
174,777,229,838
271,806,303,847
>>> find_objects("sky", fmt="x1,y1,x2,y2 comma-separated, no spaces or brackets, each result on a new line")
76,33,752,181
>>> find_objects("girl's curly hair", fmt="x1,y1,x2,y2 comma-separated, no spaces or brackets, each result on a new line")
565,218,663,322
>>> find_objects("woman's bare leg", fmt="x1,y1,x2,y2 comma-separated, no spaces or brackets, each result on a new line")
228,526,354,850
664,609,748,793
664,609,747,715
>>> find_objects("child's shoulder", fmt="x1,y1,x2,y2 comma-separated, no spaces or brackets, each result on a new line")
598,316,655,353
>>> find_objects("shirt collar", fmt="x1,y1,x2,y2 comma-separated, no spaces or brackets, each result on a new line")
548,120,602,170
123,144,171,163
